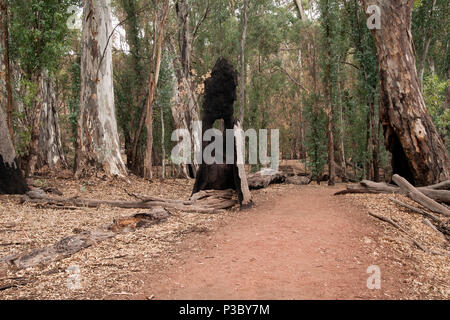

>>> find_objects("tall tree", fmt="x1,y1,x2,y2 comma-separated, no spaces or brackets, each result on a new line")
361,0,449,185
38,70,67,168
238,0,249,125
0,22,27,193
75,0,127,177
9,0,75,177
143,0,170,180
319,0,337,185
0,0,13,138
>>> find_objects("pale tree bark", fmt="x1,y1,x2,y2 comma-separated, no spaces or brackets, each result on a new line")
238,0,248,125
169,55,191,179
362,0,449,185
294,0,308,21
38,70,67,169
75,0,127,178
0,33,27,193
174,0,205,176
25,73,43,178
143,0,170,180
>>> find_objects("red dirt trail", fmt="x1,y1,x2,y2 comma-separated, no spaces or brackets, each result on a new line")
135,186,405,300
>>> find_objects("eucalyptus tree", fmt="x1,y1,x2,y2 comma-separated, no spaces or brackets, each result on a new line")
9,0,78,176
361,0,449,185
75,0,127,177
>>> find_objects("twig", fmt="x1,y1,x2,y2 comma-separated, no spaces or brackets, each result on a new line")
423,219,447,239
368,211,448,257
389,197,442,224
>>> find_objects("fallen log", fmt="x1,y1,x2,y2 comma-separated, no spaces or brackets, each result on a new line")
0,209,170,269
392,175,450,217
335,180,450,204
23,190,237,214
247,169,286,189
425,180,450,190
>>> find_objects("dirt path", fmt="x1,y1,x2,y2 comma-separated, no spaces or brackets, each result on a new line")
134,186,405,300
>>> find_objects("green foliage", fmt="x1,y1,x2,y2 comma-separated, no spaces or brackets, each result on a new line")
423,75,450,150
9,0,80,76
303,94,327,182
153,50,176,163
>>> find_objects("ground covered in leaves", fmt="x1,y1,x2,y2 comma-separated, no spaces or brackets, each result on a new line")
347,193,449,299
0,174,448,299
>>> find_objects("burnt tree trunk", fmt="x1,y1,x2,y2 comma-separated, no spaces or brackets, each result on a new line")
38,70,66,169
75,0,127,178
362,0,449,186
192,58,252,207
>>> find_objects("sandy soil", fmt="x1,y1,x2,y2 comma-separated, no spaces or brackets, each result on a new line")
132,185,406,300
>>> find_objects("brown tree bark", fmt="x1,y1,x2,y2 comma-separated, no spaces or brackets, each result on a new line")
323,0,335,186
361,0,449,186
0,0,13,139
25,73,44,178
75,0,127,178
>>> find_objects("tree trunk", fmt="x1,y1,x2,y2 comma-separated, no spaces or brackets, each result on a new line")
175,0,201,175
369,101,379,181
75,0,127,178
160,106,166,179
38,70,66,169
362,0,449,186
238,0,248,125
169,57,191,179
0,105,27,194
143,0,170,180
323,0,335,186
294,0,308,21
25,73,43,178
0,0,13,139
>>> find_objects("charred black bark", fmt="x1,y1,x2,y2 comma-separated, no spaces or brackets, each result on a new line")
0,155,28,194
192,58,247,205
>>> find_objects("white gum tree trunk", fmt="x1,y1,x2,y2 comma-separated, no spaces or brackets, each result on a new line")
75,0,126,177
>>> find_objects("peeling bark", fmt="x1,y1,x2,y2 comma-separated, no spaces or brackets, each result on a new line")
0,0,13,138
0,106,27,194
38,70,67,169
75,0,127,178
362,0,449,186
174,0,202,175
